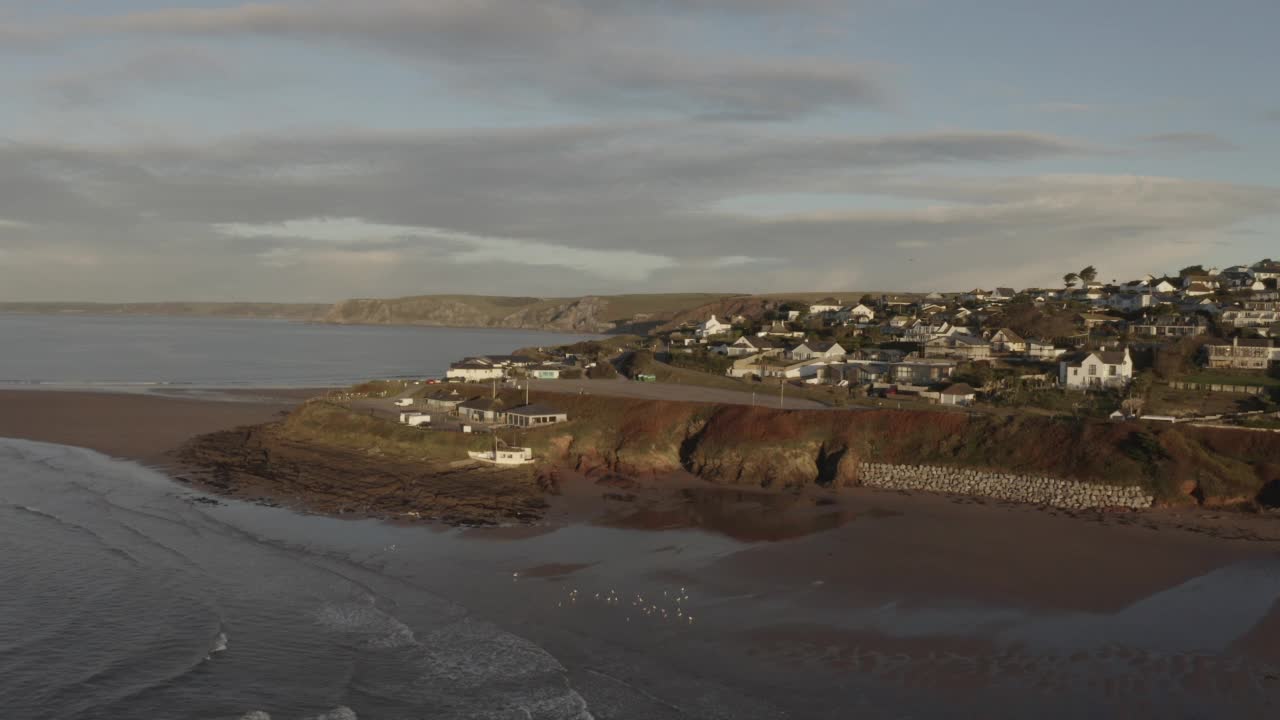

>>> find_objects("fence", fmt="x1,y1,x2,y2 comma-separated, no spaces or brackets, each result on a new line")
1169,381,1268,396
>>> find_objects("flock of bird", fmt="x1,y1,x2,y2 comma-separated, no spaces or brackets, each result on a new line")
556,585,695,625
510,571,697,626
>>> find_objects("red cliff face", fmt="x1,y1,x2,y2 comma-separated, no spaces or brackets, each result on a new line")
529,396,1280,506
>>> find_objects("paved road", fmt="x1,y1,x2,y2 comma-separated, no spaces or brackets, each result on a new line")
519,377,829,409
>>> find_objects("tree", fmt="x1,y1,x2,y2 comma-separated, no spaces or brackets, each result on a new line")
1178,264,1206,277
1078,265,1098,284
1063,272,1079,289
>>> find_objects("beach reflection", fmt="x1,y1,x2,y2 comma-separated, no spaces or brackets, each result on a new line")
596,486,865,541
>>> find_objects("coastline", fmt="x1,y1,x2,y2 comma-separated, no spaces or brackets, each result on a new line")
4,387,1280,715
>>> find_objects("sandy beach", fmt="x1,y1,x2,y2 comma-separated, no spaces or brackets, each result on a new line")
0,388,314,467
3,387,1279,715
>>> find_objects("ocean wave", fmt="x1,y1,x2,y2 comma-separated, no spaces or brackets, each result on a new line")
312,599,418,650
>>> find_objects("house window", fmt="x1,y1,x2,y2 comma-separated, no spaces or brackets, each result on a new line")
1108,366,1117,376
1088,365,1097,376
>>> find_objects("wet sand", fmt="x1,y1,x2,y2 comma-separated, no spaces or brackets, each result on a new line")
3,388,1279,715
0,389,312,467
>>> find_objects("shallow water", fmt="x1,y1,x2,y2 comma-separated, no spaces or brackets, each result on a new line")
0,439,593,720
3,436,1279,718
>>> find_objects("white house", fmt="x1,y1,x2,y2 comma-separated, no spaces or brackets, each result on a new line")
844,304,876,323
398,412,432,427
1107,293,1156,312
1059,348,1133,390
695,315,732,338
808,299,843,314
788,340,848,361
447,361,506,382
728,335,783,357
938,383,977,406
989,328,1026,354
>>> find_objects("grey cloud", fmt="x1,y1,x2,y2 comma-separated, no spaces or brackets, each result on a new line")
0,126,1090,244
74,1,881,119
38,46,268,107
2,121,1275,299
1141,132,1239,153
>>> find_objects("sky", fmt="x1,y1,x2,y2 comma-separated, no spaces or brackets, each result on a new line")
1,0,1278,302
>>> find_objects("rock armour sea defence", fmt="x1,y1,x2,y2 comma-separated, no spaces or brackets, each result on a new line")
857,462,1154,510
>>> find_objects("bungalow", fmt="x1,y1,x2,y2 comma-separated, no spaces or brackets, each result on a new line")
1251,260,1280,282
808,298,843,314
891,359,957,384
1106,293,1156,313
1059,348,1133,390
843,303,876,323
457,397,506,423
962,289,989,303
504,403,569,427
1204,338,1277,371
447,361,506,383
1182,282,1216,298
782,358,830,380
989,328,1027,354
472,354,535,368
527,364,568,380
1076,312,1122,330
424,389,469,411
695,315,732,338
988,287,1018,302
1182,274,1219,291
938,383,977,406
924,334,991,360
1026,340,1066,360
789,340,848,362
728,335,784,358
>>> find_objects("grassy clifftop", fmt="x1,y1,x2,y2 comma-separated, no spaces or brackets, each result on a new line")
279,393,1280,508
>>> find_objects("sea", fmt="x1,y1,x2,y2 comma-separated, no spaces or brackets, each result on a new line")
0,315,608,719
0,438,597,720
0,314,591,388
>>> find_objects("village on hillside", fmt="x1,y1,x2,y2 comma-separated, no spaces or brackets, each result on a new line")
416,259,1280,435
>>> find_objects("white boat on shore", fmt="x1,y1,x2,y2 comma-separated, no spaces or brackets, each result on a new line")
467,447,534,465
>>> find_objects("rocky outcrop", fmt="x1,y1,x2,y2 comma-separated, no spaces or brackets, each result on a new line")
857,462,1154,510
177,424,548,525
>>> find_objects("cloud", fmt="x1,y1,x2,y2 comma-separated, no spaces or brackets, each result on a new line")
1141,132,1239,153
38,46,263,107
1031,102,1098,113
214,217,679,283
15,0,884,119
0,120,1275,300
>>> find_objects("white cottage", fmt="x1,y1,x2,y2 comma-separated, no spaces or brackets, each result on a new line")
1059,348,1133,390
